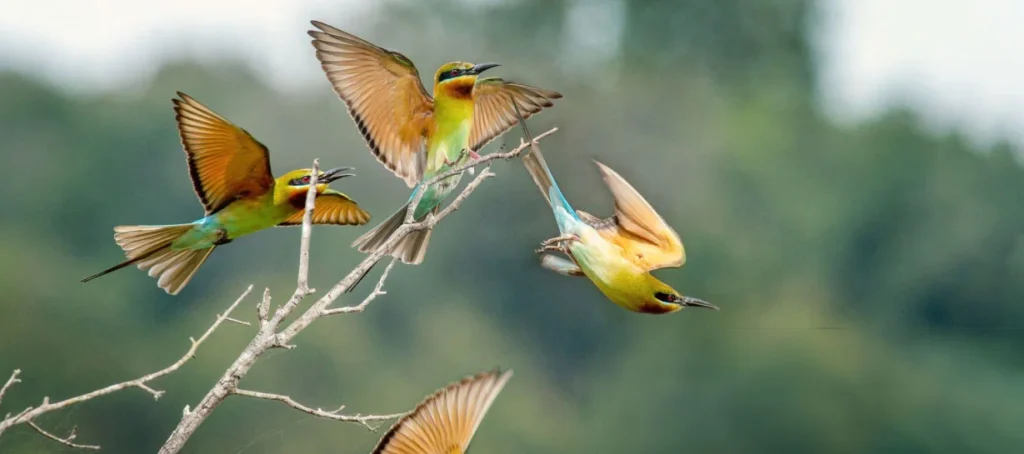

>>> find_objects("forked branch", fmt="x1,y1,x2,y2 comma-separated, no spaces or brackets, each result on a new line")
0,285,254,449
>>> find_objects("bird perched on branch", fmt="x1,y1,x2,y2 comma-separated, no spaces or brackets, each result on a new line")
512,103,717,314
82,92,370,295
370,369,512,454
308,21,561,265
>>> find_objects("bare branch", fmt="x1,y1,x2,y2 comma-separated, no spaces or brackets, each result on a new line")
233,388,405,431
27,422,99,450
0,285,253,448
258,287,271,327
0,369,20,408
270,159,321,325
323,258,398,316
159,128,559,453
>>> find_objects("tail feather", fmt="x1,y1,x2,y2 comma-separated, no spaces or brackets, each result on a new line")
82,224,214,295
512,98,576,219
352,204,433,266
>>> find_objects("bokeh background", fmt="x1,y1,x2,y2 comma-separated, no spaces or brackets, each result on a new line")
2,0,1024,452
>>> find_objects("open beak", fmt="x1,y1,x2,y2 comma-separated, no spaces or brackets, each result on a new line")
319,167,354,183
680,296,719,311
469,62,501,75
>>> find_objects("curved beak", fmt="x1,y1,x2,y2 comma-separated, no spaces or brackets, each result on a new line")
320,167,354,183
680,296,718,311
469,62,501,75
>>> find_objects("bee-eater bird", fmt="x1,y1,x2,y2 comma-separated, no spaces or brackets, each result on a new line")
308,21,562,265
370,369,512,454
81,92,371,295
512,104,717,314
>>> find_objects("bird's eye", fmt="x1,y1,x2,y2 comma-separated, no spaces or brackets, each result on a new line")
450,69,459,76
654,292,675,303
301,175,310,184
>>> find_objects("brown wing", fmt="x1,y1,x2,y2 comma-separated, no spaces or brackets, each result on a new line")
309,21,434,188
278,191,370,226
372,369,513,454
469,78,562,153
173,92,275,215
592,161,686,270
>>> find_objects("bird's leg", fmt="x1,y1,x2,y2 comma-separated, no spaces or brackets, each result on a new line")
540,233,580,248
445,148,482,167
534,244,564,254
534,234,581,254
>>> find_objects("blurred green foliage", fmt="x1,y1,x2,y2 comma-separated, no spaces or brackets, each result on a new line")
2,0,1023,452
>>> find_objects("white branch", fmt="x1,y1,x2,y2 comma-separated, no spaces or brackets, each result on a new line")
0,285,254,448
27,422,99,451
158,128,559,453
0,370,20,408
233,388,405,431
322,258,397,316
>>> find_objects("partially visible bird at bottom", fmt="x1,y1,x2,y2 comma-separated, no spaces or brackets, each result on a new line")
81,92,371,295
512,102,718,314
370,369,513,454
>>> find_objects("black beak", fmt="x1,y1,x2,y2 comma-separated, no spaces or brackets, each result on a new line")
679,296,719,311
320,167,354,183
469,62,501,75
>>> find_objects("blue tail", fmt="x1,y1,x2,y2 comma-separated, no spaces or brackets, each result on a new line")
513,101,578,231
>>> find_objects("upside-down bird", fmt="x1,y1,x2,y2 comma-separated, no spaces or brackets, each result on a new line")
370,369,513,454
308,21,561,265
81,92,370,295
513,102,717,314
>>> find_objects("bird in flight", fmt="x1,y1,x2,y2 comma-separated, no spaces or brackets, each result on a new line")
513,102,717,314
370,369,513,454
309,21,561,265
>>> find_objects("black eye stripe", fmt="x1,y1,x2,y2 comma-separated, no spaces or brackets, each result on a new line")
438,68,465,83
654,292,674,303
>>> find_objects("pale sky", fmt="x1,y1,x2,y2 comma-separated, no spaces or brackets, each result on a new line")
1,0,1022,146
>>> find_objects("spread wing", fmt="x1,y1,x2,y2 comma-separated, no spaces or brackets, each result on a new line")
469,78,562,153
309,21,434,188
372,369,513,454
173,92,275,215
278,191,371,226
589,161,685,270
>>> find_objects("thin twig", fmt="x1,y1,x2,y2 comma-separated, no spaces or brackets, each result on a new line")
158,128,559,454
26,422,99,450
323,258,398,316
233,389,405,431
0,370,20,408
0,285,253,447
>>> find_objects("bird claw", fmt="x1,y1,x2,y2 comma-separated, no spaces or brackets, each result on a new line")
535,234,580,254
540,234,580,248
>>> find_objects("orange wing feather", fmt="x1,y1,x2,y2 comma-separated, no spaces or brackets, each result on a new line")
173,92,275,215
469,78,562,153
591,161,686,271
309,21,434,188
278,192,370,226
371,369,512,454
